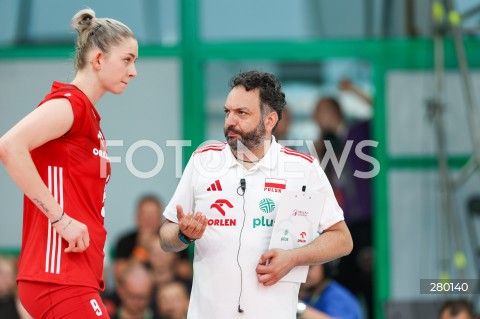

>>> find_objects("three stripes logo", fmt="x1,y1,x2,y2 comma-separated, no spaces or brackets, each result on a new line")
207,180,223,191
46,165,64,275
259,198,276,214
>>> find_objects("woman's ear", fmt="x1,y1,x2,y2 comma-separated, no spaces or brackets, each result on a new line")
91,50,104,71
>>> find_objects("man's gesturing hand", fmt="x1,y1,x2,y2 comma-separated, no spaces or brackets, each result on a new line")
177,205,207,240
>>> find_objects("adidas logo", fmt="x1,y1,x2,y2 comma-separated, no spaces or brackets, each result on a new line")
207,180,223,191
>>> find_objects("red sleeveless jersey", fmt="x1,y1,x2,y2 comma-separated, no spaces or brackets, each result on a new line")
17,82,111,291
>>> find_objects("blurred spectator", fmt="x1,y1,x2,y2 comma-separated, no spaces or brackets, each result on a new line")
114,195,163,282
154,281,189,319
148,237,178,288
273,105,292,142
338,79,372,106
106,201,193,317
312,79,374,319
111,261,154,319
312,96,346,195
0,256,31,319
148,236,192,290
298,263,363,319
148,237,192,319
439,299,476,319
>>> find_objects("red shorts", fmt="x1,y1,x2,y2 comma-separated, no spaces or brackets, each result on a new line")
18,281,109,319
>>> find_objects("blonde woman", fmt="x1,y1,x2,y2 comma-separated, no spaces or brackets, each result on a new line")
0,8,138,318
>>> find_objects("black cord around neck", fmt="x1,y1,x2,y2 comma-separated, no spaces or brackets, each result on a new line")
233,152,262,163
235,156,260,163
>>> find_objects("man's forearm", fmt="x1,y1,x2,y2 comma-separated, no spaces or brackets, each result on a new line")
293,221,353,266
159,221,189,252
301,306,333,319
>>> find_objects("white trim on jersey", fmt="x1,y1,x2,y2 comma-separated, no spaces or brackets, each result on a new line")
57,167,63,274
45,166,63,274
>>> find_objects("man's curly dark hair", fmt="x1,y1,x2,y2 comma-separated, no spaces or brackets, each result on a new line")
229,70,286,128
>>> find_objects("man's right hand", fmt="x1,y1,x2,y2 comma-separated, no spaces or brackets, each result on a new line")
176,205,207,240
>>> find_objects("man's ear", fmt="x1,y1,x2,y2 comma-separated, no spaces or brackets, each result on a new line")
265,111,279,132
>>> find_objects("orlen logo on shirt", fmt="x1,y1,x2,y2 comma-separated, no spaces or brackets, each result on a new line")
253,198,275,229
297,231,307,243
93,131,109,160
93,148,109,160
208,199,236,227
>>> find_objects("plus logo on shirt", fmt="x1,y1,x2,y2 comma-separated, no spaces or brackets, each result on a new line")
253,198,276,229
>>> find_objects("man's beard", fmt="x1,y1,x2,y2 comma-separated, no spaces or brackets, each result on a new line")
224,120,266,152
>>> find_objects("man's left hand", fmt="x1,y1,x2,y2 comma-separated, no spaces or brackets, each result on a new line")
256,248,296,286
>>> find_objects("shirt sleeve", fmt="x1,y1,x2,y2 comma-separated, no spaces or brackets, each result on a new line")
38,90,88,138
306,159,344,233
163,155,196,223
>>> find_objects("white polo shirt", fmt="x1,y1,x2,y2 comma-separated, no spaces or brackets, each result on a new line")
164,137,344,319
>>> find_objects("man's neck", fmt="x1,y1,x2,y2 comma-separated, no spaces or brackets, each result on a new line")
233,137,272,163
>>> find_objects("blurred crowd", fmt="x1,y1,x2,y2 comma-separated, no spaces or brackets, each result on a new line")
275,78,374,319
102,195,192,319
